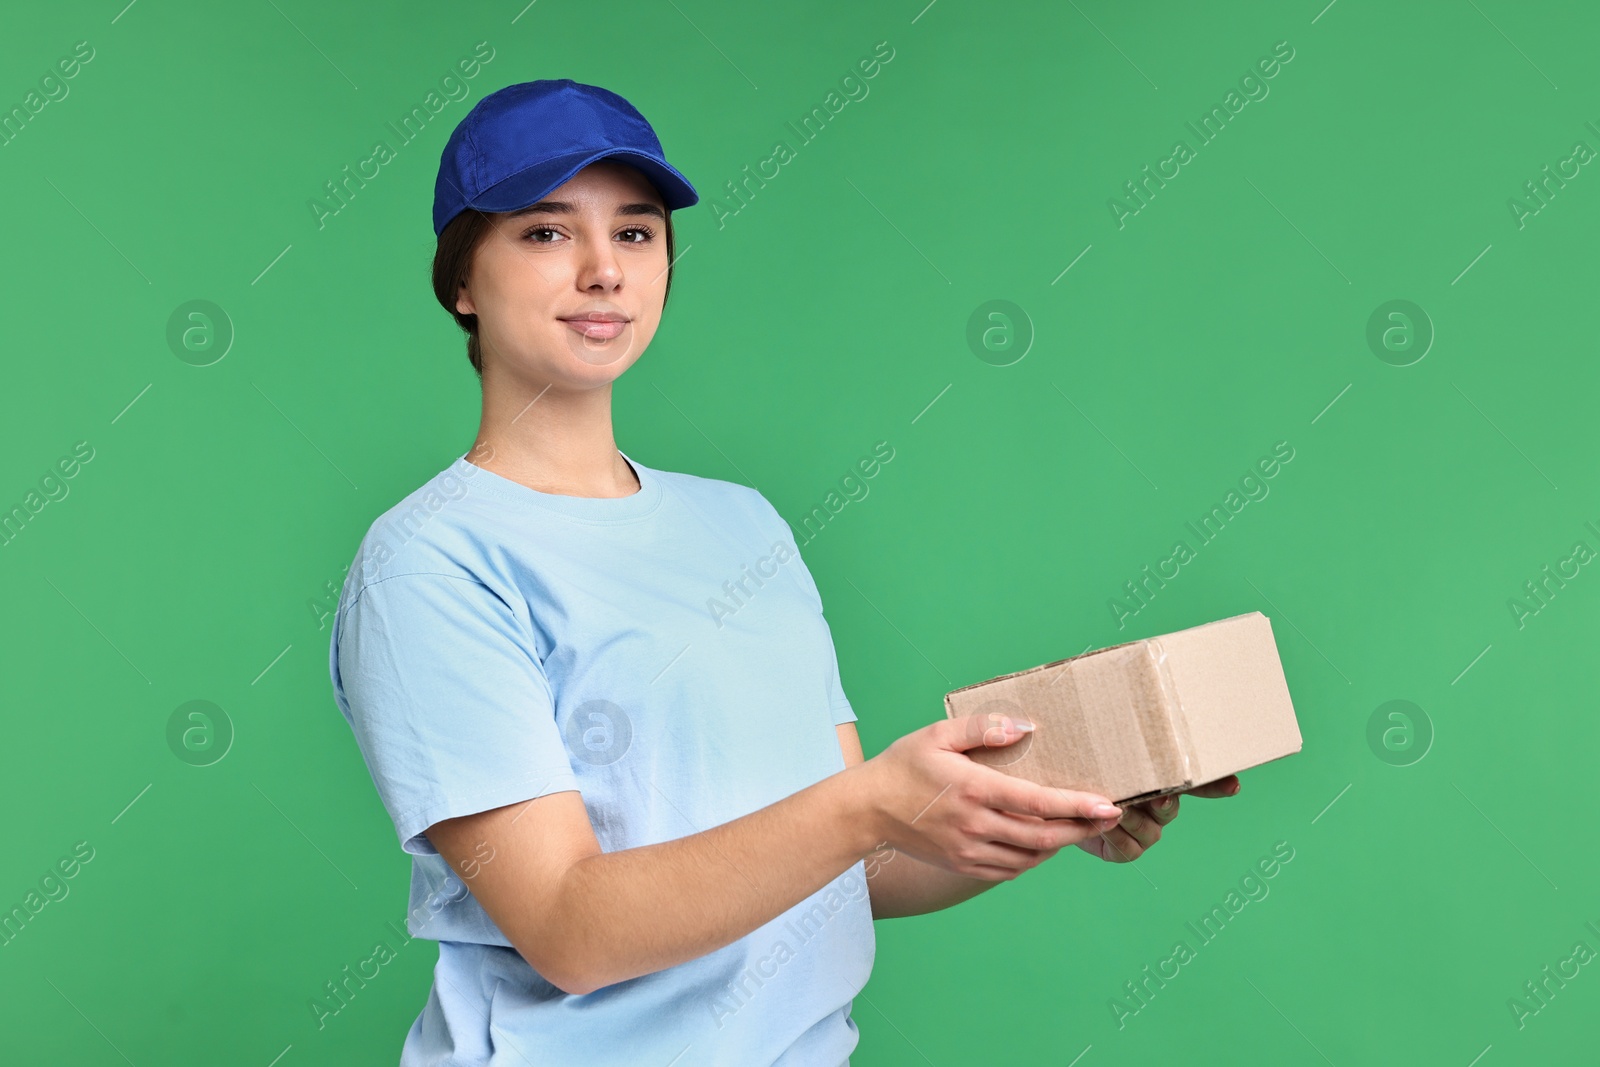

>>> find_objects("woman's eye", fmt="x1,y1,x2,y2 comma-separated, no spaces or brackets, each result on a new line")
522,226,561,243
619,226,656,244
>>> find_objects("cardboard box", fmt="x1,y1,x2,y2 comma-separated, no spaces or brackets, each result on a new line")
943,611,1302,806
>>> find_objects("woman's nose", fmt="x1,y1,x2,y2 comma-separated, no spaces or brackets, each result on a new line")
575,235,623,288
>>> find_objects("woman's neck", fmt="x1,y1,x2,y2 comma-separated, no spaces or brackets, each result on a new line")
469,379,638,499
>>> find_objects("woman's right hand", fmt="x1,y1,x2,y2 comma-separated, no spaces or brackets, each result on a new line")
856,712,1125,881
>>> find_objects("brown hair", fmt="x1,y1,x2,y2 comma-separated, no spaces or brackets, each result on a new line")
431,207,679,377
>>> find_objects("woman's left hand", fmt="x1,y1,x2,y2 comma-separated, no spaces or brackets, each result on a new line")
1073,774,1242,864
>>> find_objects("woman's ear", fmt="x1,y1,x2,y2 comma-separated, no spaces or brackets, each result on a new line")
455,280,474,317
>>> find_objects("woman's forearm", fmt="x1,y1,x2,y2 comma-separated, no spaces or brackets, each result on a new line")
865,845,999,918
542,765,882,994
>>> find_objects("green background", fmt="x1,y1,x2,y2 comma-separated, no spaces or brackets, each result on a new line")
2,0,1595,1063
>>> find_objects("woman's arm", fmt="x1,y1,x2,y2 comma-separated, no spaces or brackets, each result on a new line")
427,769,880,995
426,713,1125,995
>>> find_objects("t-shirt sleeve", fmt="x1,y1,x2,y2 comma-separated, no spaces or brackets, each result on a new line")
751,493,857,727
823,625,858,727
332,572,581,856
798,555,857,726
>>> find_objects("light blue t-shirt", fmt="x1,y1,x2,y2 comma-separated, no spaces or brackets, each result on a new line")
328,450,875,1066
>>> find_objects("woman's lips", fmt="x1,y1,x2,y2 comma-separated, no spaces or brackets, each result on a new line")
560,318,627,340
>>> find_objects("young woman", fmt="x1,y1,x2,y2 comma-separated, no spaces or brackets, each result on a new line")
329,79,1238,1066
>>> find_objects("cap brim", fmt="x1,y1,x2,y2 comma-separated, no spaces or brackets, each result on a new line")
470,148,698,217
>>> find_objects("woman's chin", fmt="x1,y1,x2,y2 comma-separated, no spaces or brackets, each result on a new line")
492,353,639,392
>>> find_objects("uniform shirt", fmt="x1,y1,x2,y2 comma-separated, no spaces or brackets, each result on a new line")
328,451,875,1066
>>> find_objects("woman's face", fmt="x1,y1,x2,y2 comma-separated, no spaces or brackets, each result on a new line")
456,159,670,389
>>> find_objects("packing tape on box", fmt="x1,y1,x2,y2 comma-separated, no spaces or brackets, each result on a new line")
1142,637,1197,794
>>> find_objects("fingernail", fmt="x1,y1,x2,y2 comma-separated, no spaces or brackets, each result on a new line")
1160,796,1177,811
1010,718,1035,733
1092,802,1121,817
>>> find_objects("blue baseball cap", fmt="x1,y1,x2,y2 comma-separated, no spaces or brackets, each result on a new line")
432,78,698,236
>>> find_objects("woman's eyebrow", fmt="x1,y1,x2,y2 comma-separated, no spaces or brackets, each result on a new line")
507,201,666,221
